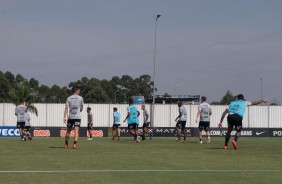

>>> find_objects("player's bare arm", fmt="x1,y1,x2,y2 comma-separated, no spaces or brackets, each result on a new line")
124,112,130,122
64,105,68,124
251,99,268,106
175,112,182,122
195,110,201,123
218,109,228,128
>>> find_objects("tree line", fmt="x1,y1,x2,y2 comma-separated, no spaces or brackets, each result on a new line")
1,70,274,106
0,70,154,104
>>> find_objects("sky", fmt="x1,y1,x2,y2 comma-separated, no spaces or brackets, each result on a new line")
0,0,281,103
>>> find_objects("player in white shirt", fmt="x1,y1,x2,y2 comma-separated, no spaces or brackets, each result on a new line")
86,107,93,140
175,101,188,141
141,104,151,141
195,96,212,144
64,86,84,149
15,99,27,141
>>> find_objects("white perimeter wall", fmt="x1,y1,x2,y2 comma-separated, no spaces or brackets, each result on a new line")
0,103,281,128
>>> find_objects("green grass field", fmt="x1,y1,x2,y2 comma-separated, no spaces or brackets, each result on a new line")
0,137,282,184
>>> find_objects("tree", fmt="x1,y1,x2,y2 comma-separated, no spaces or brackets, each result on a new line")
4,71,16,88
9,85,38,116
134,75,154,98
15,74,26,88
0,73,13,102
210,102,221,105
37,85,51,103
220,90,235,105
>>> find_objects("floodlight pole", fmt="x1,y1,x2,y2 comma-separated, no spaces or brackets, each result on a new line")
152,14,161,127
260,78,262,100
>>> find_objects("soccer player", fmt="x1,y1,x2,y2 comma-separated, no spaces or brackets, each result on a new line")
123,98,140,143
64,86,84,149
218,94,267,150
141,104,152,141
112,107,121,140
195,96,212,144
175,101,188,141
24,112,32,140
86,107,93,140
15,99,27,141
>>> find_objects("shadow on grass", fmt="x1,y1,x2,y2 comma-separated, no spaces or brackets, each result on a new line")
48,146,65,149
204,147,225,150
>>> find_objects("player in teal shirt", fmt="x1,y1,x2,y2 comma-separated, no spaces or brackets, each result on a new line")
219,94,267,150
124,98,140,143
112,107,121,140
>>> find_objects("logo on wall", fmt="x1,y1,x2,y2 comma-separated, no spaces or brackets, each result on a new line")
87,130,104,137
0,127,19,137
273,131,282,137
33,130,51,137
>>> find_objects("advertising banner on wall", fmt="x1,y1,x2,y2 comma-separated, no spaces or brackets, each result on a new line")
31,127,108,137
1,126,282,137
0,126,20,137
120,127,282,137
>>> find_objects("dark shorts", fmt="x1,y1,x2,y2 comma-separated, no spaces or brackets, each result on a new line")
143,122,150,128
112,124,120,130
128,123,137,130
176,121,186,129
199,121,210,131
227,114,243,131
24,126,31,131
17,122,25,128
87,123,93,130
67,119,81,128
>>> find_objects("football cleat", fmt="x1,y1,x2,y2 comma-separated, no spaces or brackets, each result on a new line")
232,140,238,150
72,144,77,149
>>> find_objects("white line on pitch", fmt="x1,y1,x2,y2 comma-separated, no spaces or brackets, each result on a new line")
0,170,282,173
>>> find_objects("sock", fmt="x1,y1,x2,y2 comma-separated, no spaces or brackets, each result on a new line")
225,131,231,146
65,141,68,145
225,137,230,146
200,139,202,142
207,136,210,140
74,141,77,144
234,134,239,142
90,133,92,138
